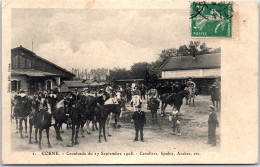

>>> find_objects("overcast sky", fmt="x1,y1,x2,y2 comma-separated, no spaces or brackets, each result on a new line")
12,9,219,71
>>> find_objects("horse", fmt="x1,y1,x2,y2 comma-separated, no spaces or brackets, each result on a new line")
80,95,100,137
53,98,69,141
184,87,196,106
70,97,86,145
147,97,160,121
211,85,221,111
96,102,123,143
29,96,52,149
11,95,19,133
160,91,186,116
14,95,30,138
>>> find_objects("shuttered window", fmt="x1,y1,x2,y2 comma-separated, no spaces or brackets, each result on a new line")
11,80,21,91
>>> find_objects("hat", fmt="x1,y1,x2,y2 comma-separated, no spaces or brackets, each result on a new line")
209,105,215,111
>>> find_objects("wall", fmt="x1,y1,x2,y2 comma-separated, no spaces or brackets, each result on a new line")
162,68,220,78
60,84,69,92
11,75,29,92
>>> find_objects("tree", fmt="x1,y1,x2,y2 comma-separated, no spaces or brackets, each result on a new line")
131,62,150,79
177,45,189,56
106,68,131,82
159,48,177,62
199,42,211,55
188,41,200,57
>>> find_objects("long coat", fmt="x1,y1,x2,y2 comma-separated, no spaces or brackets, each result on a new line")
132,111,146,128
208,112,219,131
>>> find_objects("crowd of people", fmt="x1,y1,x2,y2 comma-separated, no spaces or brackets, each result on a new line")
11,77,220,146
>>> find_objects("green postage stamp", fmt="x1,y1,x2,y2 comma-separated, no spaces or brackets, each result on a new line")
191,2,233,38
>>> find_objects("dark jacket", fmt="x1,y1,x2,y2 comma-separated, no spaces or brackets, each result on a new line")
208,112,219,129
132,111,146,127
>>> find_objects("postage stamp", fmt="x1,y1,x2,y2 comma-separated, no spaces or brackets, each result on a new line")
191,2,233,38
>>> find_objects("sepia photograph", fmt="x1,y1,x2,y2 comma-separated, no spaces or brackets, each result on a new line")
2,0,258,165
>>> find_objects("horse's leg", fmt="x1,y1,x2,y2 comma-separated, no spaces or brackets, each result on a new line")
162,103,167,117
54,122,59,140
106,116,111,136
29,120,32,144
19,119,23,138
216,101,219,112
80,121,85,137
155,109,158,121
35,128,38,143
24,118,28,138
212,100,215,107
94,120,98,130
58,123,63,141
60,124,64,133
103,124,107,142
46,127,52,148
15,118,19,133
38,128,42,150
98,123,102,143
160,103,164,116
86,120,91,134
71,123,75,145
193,97,195,106
74,124,80,145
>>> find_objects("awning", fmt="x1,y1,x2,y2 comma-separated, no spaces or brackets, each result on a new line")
11,69,58,77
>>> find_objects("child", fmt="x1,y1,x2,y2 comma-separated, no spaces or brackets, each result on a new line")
171,108,181,136
208,105,219,146
131,105,146,142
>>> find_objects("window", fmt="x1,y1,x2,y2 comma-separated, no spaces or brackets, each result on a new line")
19,56,26,69
25,58,32,69
12,55,19,69
11,80,20,91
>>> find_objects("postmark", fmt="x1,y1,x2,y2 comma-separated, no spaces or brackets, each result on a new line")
190,1,233,38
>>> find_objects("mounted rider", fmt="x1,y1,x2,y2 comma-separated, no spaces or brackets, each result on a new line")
187,77,196,89
147,85,160,103
147,85,160,111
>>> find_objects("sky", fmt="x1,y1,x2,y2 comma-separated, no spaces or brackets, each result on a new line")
11,8,219,71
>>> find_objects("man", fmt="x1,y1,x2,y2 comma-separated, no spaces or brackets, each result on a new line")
139,83,146,100
187,77,196,89
131,80,137,91
131,105,146,142
147,85,160,103
208,105,219,146
132,86,141,96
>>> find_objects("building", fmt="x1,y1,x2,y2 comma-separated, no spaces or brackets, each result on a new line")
59,80,87,92
160,53,220,94
11,45,75,95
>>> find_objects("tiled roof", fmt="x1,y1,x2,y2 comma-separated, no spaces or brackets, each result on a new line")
160,53,221,71
62,80,87,88
11,69,58,77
